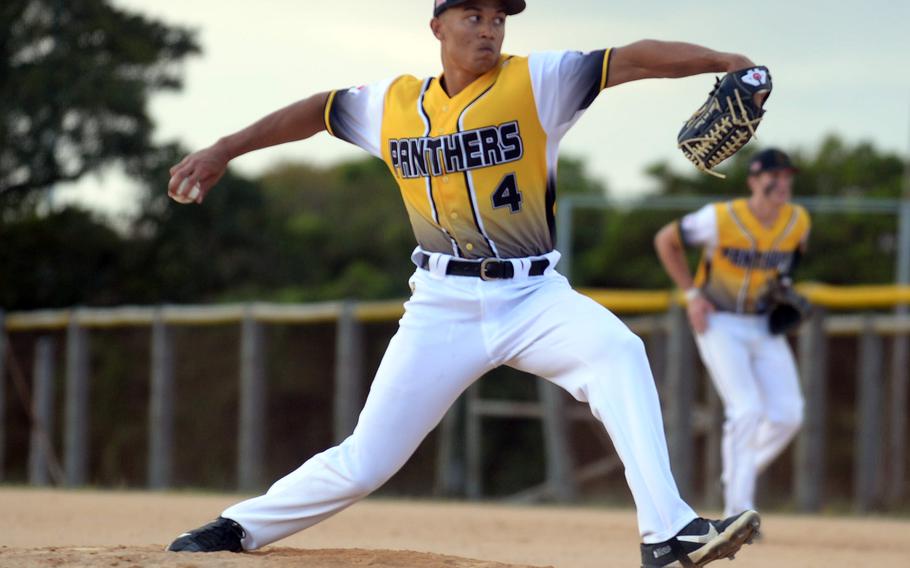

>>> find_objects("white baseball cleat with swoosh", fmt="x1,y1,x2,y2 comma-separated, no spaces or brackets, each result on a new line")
640,510,761,567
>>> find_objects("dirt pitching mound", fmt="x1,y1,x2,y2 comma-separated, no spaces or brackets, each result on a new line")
2,488,910,567
0,546,545,568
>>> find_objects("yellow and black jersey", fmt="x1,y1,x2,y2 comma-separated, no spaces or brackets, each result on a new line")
679,199,811,314
324,50,613,259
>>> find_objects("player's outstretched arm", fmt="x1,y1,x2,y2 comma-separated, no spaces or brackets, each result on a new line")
606,40,754,88
167,91,331,203
654,221,714,333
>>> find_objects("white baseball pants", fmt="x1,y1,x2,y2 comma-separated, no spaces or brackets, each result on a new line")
223,251,697,549
695,312,804,517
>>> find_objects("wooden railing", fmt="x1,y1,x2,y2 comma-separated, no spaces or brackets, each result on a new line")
1,284,908,511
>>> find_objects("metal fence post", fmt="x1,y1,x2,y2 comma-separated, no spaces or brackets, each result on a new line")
0,309,6,482
889,322,909,506
888,199,910,504
64,310,90,486
465,383,483,499
148,310,174,489
539,379,577,502
29,337,56,486
645,327,668,392
334,302,364,443
434,396,465,497
703,380,724,509
794,309,828,512
238,308,266,491
665,303,695,500
855,316,884,512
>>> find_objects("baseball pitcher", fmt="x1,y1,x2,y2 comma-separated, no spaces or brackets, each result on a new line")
166,2,764,566
654,148,810,519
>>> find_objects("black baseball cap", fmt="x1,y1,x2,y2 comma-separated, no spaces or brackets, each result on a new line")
748,148,799,176
433,0,527,17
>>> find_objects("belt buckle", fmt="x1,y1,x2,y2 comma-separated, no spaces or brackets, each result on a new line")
479,258,497,281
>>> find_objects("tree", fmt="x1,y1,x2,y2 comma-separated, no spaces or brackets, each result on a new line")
0,206,126,308
0,0,199,209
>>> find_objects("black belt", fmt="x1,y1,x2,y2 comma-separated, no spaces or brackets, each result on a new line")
417,253,549,280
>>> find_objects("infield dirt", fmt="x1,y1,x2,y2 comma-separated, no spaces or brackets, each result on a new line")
1,488,908,567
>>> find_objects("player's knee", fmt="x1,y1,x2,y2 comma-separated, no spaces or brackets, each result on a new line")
763,413,802,453
583,330,649,386
779,400,804,432
608,328,647,361
570,323,646,372
726,406,763,434
781,417,802,442
768,393,804,430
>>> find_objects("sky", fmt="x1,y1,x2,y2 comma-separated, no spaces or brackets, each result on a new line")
58,0,910,217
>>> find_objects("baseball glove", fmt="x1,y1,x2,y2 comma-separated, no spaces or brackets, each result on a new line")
677,66,772,178
763,276,812,335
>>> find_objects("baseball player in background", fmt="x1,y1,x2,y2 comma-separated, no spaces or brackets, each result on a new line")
166,1,763,565
654,149,809,519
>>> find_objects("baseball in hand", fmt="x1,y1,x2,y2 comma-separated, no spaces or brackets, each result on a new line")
169,177,202,204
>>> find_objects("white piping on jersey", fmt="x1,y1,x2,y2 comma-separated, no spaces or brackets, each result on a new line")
418,78,461,257
726,202,758,313
769,208,799,271
457,83,500,258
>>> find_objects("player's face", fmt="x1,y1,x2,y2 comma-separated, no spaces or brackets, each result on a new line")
435,1,507,75
749,169,794,206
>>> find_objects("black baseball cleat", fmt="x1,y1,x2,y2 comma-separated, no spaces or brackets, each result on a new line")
640,510,761,567
166,516,246,553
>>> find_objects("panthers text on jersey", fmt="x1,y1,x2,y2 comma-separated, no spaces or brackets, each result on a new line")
324,50,613,259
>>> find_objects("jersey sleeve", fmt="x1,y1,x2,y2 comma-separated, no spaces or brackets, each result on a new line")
527,49,613,140
679,204,718,248
324,77,396,158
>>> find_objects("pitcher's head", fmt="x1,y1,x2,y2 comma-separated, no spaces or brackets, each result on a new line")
430,0,525,75
747,148,798,205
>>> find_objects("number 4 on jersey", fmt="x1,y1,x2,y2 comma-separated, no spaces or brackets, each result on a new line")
492,173,523,213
